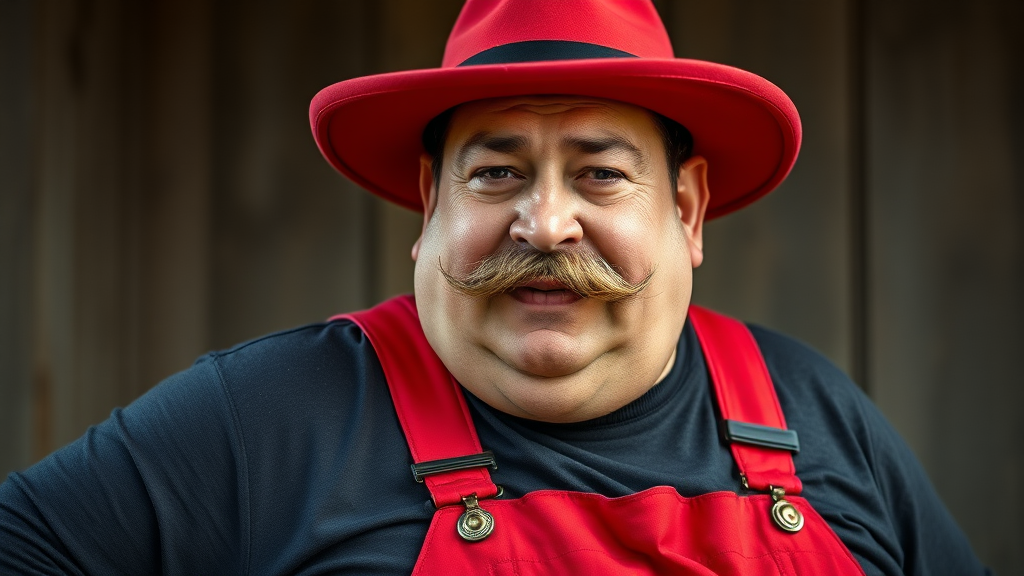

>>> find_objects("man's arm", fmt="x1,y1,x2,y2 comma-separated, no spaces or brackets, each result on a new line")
855,390,992,576
751,324,990,575
0,356,247,575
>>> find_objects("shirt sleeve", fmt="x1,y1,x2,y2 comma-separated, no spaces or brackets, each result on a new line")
854,391,993,576
748,324,990,576
0,355,248,575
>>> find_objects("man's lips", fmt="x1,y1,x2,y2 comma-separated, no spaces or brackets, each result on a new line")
509,280,582,305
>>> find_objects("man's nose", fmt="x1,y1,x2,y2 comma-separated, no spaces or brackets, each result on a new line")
508,179,583,252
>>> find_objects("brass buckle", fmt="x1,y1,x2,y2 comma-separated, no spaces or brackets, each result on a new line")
769,486,804,533
456,493,495,542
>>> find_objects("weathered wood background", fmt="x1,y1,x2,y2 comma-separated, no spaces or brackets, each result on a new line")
1,0,1020,572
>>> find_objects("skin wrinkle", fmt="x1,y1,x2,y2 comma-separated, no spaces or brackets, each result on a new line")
452,133,531,177
562,135,648,176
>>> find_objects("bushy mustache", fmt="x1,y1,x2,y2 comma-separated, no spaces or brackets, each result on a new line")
440,244,652,302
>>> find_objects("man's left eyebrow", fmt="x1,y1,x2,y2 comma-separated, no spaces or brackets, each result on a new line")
562,135,646,166
452,132,529,173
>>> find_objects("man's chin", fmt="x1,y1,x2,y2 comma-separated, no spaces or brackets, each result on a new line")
498,330,596,378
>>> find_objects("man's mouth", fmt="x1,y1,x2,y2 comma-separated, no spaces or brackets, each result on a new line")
509,279,582,305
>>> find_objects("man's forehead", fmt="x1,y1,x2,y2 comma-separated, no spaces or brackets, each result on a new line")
449,95,656,127
443,95,664,167
445,96,658,175
423,93,682,191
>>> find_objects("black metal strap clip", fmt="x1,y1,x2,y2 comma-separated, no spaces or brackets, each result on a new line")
721,420,800,453
411,451,498,483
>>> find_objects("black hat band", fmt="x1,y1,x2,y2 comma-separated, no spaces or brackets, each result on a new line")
459,40,638,67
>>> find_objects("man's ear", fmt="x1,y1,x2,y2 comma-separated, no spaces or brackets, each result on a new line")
675,155,710,268
411,153,439,261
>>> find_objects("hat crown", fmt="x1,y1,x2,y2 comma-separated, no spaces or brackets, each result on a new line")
442,0,675,68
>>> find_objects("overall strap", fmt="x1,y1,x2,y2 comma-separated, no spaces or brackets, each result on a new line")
331,295,498,507
687,306,803,494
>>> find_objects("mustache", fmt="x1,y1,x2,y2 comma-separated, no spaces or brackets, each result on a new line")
439,244,652,302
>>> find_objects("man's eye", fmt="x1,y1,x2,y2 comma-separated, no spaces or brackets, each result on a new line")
477,167,514,180
590,168,623,180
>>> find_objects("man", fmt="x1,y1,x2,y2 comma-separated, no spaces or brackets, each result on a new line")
0,0,990,574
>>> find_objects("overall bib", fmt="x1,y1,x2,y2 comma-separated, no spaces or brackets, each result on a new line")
337,295,864,575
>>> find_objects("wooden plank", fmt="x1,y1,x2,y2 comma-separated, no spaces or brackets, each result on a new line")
64,0,141,446
867,0,1023,571
208,0,381,348
32,1,91,458
134,0,215,391
28,1,149,456
0,0,36,475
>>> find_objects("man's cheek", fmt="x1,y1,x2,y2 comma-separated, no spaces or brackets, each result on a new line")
588,228,651,282
437,215,510,274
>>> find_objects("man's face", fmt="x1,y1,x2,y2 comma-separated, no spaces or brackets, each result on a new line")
413,96,709,423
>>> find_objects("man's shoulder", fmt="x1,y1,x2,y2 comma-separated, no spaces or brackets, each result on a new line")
134,316,383,439
744,322,862,400
124,315,398,476
205,317,364,367
740,322,875,446
193,316,377,405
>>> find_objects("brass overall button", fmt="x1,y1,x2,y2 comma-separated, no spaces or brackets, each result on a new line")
457,494,494,542
769,486,804,533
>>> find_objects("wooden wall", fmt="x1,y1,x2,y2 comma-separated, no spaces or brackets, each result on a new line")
1,0,1020,572
866,0,1023,568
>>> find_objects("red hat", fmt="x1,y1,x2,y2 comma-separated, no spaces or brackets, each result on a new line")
310,0,801,220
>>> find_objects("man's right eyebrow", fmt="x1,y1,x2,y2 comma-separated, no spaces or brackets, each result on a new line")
452,132,529,173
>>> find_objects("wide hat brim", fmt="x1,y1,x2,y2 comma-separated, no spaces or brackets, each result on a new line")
310,57,801,220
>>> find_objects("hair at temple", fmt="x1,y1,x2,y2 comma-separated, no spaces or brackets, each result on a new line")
421,104,694,194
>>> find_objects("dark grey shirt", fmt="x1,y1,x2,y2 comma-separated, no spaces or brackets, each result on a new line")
0,317,989,575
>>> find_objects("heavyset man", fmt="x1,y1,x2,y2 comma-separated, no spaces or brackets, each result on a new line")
0,0,991,574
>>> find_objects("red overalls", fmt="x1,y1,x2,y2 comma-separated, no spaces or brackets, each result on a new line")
337,295,864,575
